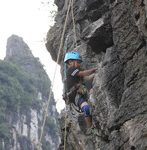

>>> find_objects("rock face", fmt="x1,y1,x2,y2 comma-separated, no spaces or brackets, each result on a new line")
46,0,147,150
0,35,60,150
6,35,32,59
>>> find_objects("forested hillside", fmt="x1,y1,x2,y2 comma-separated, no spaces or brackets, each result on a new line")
0,35,60,150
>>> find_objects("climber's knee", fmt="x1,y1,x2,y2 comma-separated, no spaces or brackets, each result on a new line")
81,105,92,117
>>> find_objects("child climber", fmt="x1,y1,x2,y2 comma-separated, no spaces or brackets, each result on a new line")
63,51,97,134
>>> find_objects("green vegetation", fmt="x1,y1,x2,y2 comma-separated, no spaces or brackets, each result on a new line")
0,60,36,112
46,117,57,136
0,58,59,148
0,60,37,140
41,117,59,150
0,59,52,140
8,56,51,98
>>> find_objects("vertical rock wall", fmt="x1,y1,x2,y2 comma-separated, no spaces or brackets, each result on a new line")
46,0,147,149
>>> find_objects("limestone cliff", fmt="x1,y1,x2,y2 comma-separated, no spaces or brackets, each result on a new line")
46,0,147,150
0,35,60,150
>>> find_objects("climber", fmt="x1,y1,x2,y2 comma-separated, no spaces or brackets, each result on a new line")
63,51,97,134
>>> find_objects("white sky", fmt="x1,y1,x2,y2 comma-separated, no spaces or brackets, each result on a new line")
0,0,65,113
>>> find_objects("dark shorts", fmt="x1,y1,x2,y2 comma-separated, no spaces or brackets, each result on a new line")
75,94,88,108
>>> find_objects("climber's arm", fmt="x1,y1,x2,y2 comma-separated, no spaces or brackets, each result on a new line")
77,68,97,77
84,73,95,81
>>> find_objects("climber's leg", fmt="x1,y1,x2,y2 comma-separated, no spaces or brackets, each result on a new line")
81,102,92,128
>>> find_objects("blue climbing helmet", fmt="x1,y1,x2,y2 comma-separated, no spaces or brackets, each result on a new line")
64,51,82,63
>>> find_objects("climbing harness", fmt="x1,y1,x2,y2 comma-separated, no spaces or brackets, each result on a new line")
63,83,80,104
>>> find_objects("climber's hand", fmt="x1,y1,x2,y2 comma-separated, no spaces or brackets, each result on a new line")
91,68,97,73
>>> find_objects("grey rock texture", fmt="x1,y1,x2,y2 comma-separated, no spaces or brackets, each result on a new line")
46,0,147,149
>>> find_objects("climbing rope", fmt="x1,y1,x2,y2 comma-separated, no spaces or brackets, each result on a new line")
37,0,72,149
62,1,79,149
63,109,68,150
71,0,78,48
37,0,79,149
